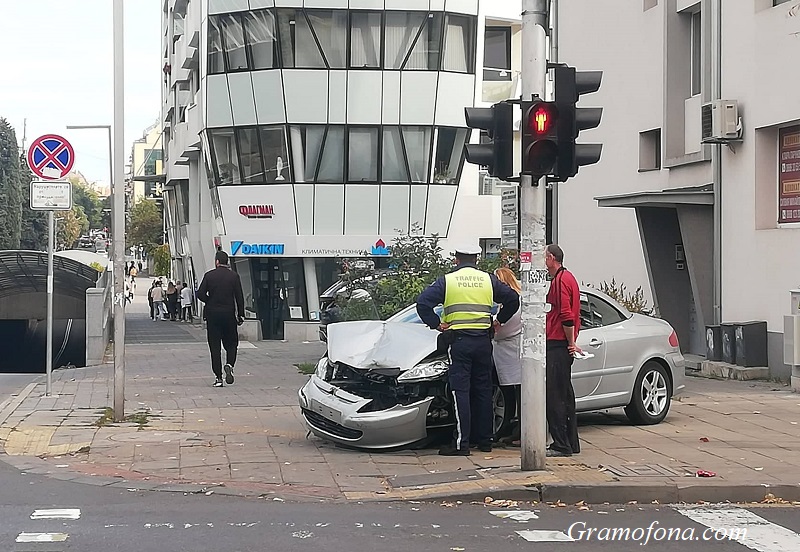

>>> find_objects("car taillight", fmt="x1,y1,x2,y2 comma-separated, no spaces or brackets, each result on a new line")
668,331,679,349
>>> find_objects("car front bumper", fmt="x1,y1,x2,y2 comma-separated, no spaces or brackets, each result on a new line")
298,375,434,449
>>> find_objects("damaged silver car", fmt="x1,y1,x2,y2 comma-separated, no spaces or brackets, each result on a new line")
299,289,685,450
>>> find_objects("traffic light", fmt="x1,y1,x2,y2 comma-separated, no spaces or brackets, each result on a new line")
553,65,603,181
464,101,513,180
521,97,559,178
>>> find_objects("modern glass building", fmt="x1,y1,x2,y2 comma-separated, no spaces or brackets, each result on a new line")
162,0,522,340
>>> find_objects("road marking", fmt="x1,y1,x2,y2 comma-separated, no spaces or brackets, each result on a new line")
16,532,69,542
491,510,539,521
516,530,574,542
31,508,81,520
676,507,800,552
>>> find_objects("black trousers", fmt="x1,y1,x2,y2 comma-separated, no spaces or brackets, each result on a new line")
448,333,493,451
546,342,580,454
206,313,238,379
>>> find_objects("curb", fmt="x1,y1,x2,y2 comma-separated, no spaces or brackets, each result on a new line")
0,381,40,427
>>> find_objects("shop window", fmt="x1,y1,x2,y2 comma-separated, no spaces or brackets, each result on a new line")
219,13,248,71
348,127,379,182
483,27,511,81
243,10,279,70
403,126,432,183
350,11,382,69
237,127,265,184
306,10,348,69
277,9,326,68
382,127,409,182
259,126,291,182
208,128,241,186
433,127,467,184
442,14,476,73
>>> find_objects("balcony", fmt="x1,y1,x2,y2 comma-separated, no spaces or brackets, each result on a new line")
186,101,201,149
173,36,191,82
185,0,199,49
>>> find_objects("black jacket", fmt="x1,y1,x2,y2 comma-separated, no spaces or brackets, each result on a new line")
196,266,245,319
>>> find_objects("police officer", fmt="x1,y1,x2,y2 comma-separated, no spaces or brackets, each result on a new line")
416,245,520,456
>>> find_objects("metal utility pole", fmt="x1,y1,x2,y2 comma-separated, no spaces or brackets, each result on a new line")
549,0,559,243
112,0,126,422
519,0,550,471
45,211,54,396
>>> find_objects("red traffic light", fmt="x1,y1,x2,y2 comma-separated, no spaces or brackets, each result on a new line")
527,102,558,137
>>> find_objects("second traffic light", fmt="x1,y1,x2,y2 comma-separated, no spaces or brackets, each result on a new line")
464,101,514,180
521,97,559,178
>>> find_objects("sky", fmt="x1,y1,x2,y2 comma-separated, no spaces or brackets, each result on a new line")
0,0,162,186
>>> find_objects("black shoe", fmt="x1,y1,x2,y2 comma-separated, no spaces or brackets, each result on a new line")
546,447,572,458
478,443,492,453
213,379,224,388
224,363,234,385
438,445,470,456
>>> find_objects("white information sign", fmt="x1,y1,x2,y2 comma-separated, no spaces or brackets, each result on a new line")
30,181,73,211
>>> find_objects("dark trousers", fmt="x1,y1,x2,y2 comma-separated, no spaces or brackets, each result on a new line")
206,313,238,379
546,342,580,454
448,333,493,451
149,300,154,319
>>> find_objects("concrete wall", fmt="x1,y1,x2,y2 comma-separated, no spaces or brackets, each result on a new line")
84,272,112,366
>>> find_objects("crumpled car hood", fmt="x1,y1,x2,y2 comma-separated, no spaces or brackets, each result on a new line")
326,321,440,371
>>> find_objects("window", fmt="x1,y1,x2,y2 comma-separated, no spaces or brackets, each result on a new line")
289,126,345,183
237,127,264,184
277,9,326,68
318,127,345,182
483,27,511,81
219,13,248,71
638,129,662,171
208,128,241,185
582,294,627,328
350,11,382,68
382,128,409,182
259,126,291,182
243,10,278,70
144,149,163,176
348,127,379,182
442,14,476,73
690,10,701,96
403,126,433,182
307,10,348,68
433,127,467,183
208,17,225,74
385,12,442,71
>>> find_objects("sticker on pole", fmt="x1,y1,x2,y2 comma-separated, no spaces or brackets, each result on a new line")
30,181,73,211
27,134,75,180
520,251,532,272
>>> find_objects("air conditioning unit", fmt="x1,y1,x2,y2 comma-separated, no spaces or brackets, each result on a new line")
701,100,741,142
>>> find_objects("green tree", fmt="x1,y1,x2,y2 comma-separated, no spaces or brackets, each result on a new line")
0,118,22,249
127,198,163,254
18,155,48,250
55,207,89,250
152,243,171,276
69,176,103,230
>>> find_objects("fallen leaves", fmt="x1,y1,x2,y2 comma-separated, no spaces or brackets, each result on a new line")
484,497,519,508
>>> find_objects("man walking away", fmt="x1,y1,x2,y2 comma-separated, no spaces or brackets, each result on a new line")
416,245,520,456
180,282,193,323
544,244,582,457
151,281,166,321
197,250,245,387
147,281,156,320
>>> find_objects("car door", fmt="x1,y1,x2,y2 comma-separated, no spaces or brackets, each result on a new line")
572,293,605,404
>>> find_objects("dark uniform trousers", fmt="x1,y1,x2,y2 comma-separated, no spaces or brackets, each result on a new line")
546,342,581,454
206,313,239,379
448,332,494,451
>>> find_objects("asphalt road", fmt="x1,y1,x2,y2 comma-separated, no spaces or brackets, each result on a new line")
0,454,799,552
0,373,37,398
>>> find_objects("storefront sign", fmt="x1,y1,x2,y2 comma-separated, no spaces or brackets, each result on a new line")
231,241,285,256
779,126,800,224
239,204,275,219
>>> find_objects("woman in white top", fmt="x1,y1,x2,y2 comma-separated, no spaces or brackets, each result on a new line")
493,267,522,445
180,283,194,323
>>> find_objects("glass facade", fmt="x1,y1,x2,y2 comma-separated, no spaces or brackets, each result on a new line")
203,124,467,187
208,8,476,74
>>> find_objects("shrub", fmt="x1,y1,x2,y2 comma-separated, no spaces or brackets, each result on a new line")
592,278,654,316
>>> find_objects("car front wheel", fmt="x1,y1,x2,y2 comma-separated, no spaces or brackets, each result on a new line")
625,361,672,425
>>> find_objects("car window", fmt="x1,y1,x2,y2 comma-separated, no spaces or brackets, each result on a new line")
584,294,626,328
388,304,443,324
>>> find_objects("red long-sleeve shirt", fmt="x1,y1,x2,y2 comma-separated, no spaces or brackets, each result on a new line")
546,267,581,342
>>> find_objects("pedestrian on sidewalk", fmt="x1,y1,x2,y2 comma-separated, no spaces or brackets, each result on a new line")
148,281,157,320
151,281,166,321
492,268,523,447
197,250,245,388
166,281,179,321
545,244,582,457
416,245,520,456
180,281,194,323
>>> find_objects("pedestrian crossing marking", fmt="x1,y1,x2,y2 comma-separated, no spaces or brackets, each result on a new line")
516,530,574,542
676,507,800,552
31,508,81,520
16,532,69,542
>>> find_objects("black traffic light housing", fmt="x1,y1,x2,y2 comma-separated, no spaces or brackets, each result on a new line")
464,101,513,180
521,97,559,178
552,64,603,181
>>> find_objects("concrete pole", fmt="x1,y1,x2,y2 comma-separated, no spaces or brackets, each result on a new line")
519,0,550,471
45,210,54,396
112,0,126,422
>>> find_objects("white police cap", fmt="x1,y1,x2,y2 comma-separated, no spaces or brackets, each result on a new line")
453,244,482,256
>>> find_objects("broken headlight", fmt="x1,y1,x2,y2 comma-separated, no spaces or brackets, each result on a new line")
314,357,334,380
396,360,449,383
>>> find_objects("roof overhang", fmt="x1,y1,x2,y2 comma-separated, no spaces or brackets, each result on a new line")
595,184,714,209
131,174,166,183
0,251,99,300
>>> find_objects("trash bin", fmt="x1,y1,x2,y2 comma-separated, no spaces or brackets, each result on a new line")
735,321,768,367
721,323,737,364
706,325,722,361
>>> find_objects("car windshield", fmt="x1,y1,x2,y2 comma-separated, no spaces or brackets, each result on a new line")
388,304,443,324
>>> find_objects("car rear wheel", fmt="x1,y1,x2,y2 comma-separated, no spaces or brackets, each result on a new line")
492,384,514,438
625,361,672,425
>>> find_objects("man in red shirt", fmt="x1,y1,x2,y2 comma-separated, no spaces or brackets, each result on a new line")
545,244,582,457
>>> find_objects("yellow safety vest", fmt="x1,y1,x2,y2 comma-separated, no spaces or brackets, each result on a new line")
442,267,494,331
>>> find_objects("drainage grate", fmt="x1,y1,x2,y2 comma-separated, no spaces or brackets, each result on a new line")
603,464,684,477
